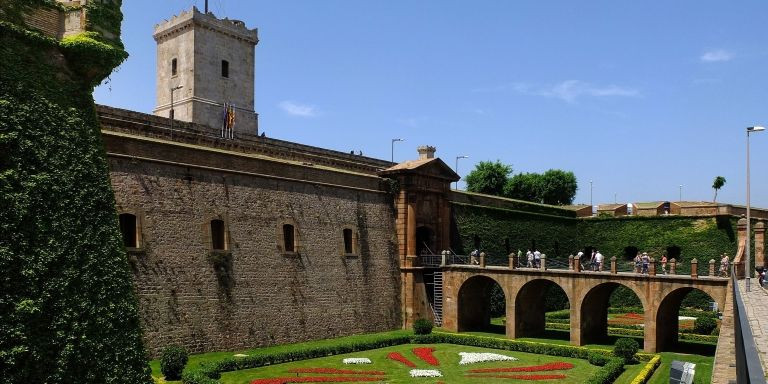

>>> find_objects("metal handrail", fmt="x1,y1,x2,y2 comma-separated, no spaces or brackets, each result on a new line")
731,266,766,383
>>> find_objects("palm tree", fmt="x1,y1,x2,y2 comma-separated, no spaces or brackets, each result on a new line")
712,176,726,202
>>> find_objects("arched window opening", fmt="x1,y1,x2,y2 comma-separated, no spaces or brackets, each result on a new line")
283,224,295,252
211,219,226,251
171,58,177,76
119,213,138,248
343,228,354,254
221,60,229,78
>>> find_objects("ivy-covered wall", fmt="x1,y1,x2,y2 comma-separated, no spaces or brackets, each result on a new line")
0,1,151,383
452,202,739,267
451,202,579,264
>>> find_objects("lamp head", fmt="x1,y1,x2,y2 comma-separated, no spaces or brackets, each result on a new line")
748,126,765,132
392,138,404,142
457,155,469,159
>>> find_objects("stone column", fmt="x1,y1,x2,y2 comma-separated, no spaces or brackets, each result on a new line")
540,255,547,270
509,253,516,270
649,257,656,276
407,202,417,257
709,259,716,276
690,258,698,279
479,252,486,268
574,255,582,272
756,221,766,273
610,256,617,274
669,258,676,275
441,250,447,267
568,254,574,271
735,216,747,278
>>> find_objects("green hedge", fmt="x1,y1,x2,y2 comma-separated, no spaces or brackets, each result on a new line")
0,7,149,384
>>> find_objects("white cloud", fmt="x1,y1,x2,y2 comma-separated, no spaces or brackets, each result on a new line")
474,80,639,103
700,50,733,62
538,80,639,103
278,100,318,117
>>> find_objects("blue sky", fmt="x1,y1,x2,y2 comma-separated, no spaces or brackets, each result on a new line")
95,1,768,208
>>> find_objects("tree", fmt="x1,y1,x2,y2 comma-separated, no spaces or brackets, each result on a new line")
712,176,726,202
539,169,578,205
465,160,512,196
504,172,540,202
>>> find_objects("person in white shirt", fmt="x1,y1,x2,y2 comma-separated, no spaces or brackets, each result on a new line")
594,250,604,271
526,249,534,268
533,250,541,268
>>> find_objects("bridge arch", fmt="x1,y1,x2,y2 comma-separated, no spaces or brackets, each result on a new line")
457,275,506,332
655,287,719,351
578,282,646,345
513,278,570,338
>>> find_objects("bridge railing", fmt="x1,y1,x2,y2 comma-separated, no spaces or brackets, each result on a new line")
731,267,766,383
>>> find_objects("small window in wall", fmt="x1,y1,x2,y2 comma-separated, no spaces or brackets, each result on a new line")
283,224,295,252
119,213,139,248
211,219,227,251
171,58,177,76
343,228,354,254
221,60,229,78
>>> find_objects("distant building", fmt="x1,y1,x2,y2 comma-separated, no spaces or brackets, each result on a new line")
596,204,628,217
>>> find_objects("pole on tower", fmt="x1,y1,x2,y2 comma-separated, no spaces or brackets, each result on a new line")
204,0,209,13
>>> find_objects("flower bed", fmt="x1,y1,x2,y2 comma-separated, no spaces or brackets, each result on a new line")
409,369,442,377
287,368,385,375
465,374,568,380
386,352,416,367
458,352,518,365
468,362,574,373
250,376,384,384
341,358,371,365
412,347,440,366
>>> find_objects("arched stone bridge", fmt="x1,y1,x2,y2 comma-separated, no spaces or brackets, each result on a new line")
439,265,729,353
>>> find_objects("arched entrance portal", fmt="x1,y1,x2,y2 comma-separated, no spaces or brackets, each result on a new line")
580,283,644,345
514,279,569,338
656,288,718,352
457,276,505,332
416,226,434,255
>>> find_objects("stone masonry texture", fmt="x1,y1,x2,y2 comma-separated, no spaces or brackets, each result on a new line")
109,154,401,357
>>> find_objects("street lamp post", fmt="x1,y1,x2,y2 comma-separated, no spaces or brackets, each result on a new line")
455,155,469,190
746,126,764,291
590,180,593,215
170,85,183,130
391,138,404,163
679,185,682,202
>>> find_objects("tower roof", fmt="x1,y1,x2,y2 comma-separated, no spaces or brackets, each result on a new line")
153,6,258,44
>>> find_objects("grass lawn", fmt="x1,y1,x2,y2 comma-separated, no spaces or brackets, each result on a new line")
645,352,713,384
219,343,599,384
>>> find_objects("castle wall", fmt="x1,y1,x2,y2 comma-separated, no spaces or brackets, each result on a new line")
104,122,401,356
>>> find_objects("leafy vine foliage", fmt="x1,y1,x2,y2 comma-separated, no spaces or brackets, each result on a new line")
0,1,151,383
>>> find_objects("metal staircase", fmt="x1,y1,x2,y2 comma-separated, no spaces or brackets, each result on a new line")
432,271,443,326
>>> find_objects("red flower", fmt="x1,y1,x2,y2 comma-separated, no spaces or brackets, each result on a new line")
467,362,574,373
287,368,385,375
386,352,416,367
250,376,385,384
465,374,568,380
412,347,440,366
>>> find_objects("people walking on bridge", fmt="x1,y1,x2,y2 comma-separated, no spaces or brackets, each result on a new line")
470,249,480,265
634,253,642,273
526,249,534,268
534,249,541,268
590,250,598,271
641,252,650,274
720,253,729,277
660,253,668,274
595,250,604,271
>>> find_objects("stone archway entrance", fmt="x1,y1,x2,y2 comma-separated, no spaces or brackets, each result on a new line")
416,226,434,255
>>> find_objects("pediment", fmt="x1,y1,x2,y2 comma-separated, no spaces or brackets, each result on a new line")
378,157,460,182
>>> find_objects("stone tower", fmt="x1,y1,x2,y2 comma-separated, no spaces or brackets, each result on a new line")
153,7,259,135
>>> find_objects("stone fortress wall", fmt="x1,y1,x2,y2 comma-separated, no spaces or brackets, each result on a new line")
101,106,402,356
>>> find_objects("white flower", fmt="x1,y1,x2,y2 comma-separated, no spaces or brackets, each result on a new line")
409,369,442,377
342,357,372,364
458,352,518,365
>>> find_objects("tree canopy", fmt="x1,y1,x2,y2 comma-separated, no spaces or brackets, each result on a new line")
465,161,578,205
712,176,726,202
465,160,512,196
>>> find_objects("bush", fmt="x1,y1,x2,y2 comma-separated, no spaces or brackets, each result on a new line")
413,318,434,335
693,316,718,335
586,357,625,384
613,338,639,362
161,346,189,381
588,352,609,366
